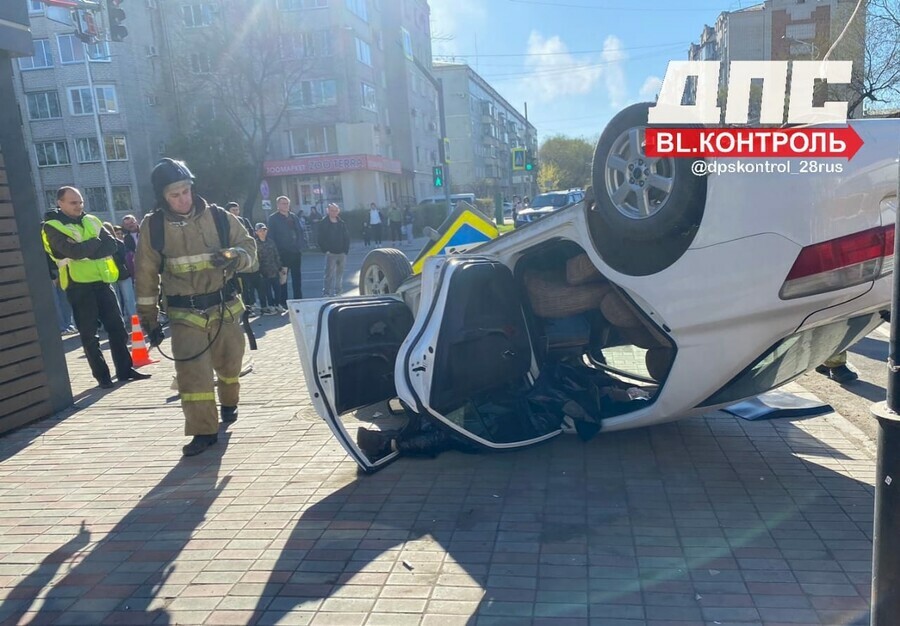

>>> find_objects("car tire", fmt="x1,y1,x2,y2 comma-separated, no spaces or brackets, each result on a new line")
588,102,706,276
360,248,413,295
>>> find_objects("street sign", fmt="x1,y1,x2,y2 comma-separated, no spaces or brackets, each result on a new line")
261,200,272,212
259,179,269,200
512,148,525,171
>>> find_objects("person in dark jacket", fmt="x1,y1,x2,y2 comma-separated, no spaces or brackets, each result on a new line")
317,203,351,297
42,186,149,389
102,221,136,325
226,202,259,312
253,222,283,314
266,196,304,305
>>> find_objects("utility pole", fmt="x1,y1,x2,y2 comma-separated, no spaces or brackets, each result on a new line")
870,139,900,626
82,40,115,224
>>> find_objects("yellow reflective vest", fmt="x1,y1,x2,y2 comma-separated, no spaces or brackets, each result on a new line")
42,214,119,290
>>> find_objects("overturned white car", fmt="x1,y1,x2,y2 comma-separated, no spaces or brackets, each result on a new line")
291,103,899,472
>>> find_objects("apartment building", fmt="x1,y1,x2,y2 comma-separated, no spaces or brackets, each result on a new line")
689,0,863,97
11,0,172,223
160,0,440,213
432,62,537,198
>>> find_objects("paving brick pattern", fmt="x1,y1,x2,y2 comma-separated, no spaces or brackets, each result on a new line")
0,316,877,625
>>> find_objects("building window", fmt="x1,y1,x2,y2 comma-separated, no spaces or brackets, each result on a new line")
113,187,132,214
190,52,211,73
35,141,70,167
105,135,128,160
182,3,214,28
355,37,372,66
361,82,377,112
44,189,57,210
69,86,118,115
84,187,107,214
401,28,413,60
76,137,102,163
287,79,337,108
28,0,43,14
26,91,62,120
18,39,53,70
75,136,128,163
58,34,110,64
346,0,367,21
278,0,328,8
289,126,337,156
786,23,816,40
83,186,132,216
282,31,331,58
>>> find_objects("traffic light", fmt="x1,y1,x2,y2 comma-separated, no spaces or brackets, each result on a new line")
525,150,534,171
432,165,444,188
107,0,127,42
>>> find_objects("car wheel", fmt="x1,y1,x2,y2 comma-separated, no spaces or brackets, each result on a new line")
360,248,413,295
588,102,706,276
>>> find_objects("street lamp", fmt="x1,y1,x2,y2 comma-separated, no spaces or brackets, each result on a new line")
782,35,818,60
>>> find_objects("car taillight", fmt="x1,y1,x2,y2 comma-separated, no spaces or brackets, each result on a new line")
779,224,895,300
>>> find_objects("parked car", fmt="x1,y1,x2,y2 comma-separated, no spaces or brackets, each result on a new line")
290,102,899,473
515,189,585,227
418,193,477,208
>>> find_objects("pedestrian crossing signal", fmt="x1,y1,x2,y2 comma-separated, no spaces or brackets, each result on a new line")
512,148,525,171
525,150,534,171
433,166,444,188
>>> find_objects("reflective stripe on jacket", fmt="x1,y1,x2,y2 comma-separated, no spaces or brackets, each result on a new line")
42,214,119,289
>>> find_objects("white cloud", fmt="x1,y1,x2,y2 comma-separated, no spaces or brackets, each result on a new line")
639,75,663,101
522,31,605,101
601,35,627,108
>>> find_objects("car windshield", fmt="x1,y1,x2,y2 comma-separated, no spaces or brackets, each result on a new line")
530,194,568,208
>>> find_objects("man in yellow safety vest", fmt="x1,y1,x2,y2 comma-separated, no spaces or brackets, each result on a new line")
42,186,150,389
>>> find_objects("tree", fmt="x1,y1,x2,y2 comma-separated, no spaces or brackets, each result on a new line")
846,0,900,116
167,116,254,207
537,161,562,192
538,135,595,190
174,1,313,221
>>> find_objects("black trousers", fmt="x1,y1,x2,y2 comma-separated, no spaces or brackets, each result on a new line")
238,272,259,306
279,251,303,306
67,281,132,383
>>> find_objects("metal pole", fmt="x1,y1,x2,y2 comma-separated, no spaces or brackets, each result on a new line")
82,41,115,224
437,77,451,211
870,138,900,625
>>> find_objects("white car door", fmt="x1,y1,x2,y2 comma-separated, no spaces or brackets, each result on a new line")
289,297,415,472
399,256,563,449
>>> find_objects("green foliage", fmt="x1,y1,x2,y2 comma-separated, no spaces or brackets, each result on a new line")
538,135,594,190
418,202,450,231
166,117,254,206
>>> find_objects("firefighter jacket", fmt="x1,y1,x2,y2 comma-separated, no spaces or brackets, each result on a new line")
133,196,258,328
42,210,119,290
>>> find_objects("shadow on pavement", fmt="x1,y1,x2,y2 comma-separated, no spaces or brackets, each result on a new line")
249,417,873,625
0,431,232,625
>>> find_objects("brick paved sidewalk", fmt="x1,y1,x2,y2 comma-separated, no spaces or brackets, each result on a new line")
0,316,876,625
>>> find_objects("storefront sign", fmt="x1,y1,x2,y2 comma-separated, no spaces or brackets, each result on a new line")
264,154,402,177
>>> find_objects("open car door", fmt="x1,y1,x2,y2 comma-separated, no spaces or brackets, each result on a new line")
290,298,414,472
401,257,563,449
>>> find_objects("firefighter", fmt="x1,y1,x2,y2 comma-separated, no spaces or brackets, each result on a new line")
134,159,258,457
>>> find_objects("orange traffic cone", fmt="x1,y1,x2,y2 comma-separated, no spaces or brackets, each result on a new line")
130,315,158,367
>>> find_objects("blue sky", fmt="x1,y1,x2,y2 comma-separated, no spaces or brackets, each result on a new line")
429,0,741,141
